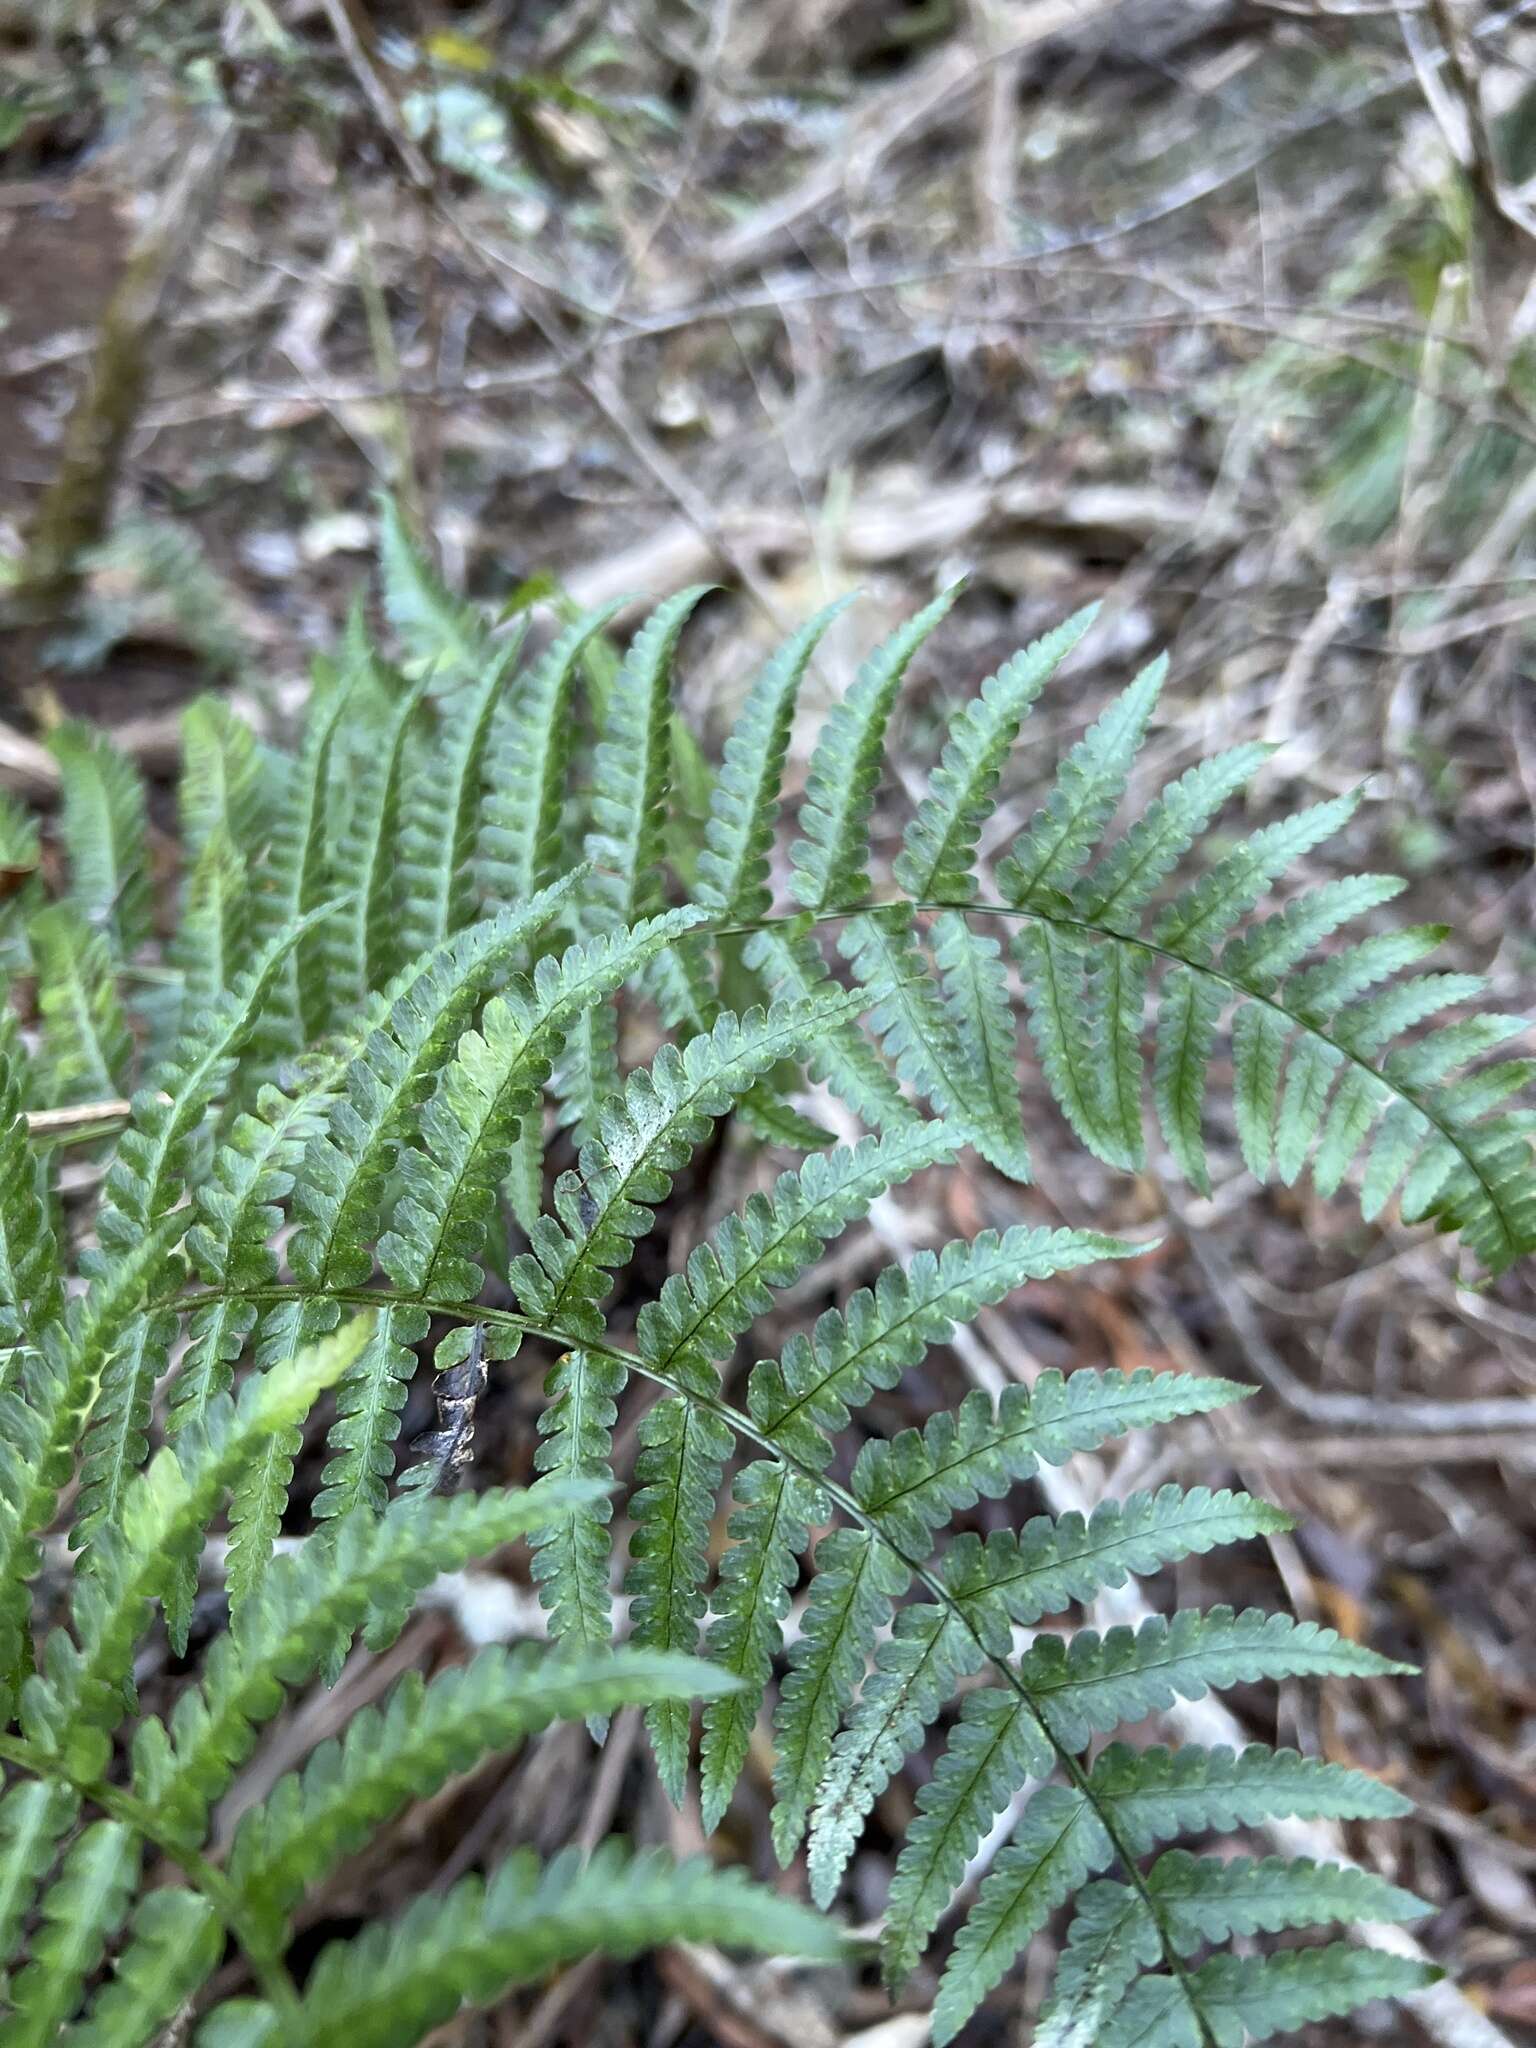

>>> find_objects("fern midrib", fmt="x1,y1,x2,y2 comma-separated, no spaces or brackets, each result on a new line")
197,1280,1221,2044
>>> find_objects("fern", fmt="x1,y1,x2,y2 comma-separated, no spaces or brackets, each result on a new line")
0,556,1521,2046
49,724,153,962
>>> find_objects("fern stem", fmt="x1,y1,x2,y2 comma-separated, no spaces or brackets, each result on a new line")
180,1281,1220,2042
0,1731,304,2025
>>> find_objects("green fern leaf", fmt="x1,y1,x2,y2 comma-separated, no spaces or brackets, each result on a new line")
746,923,922,1134
1032,1881,1161,2048
896,607,1097,902
250,684,354,1056
510,991,863,1339
49,722,152,960
1075,741,1273,928
946,1486,1290,1651
29,1319,372,1746
747,1240,1169,1472
29,903,134,1105
934,1786,1113,2045
72,1890,221,2048
1151,793,1358,961
289,882,576,1291
383,908,705,1303
1024,1606,1411,1754
133,1479,604,1852
770,1528,910,1865
1147,1849,1426,1945
791,585,961,910
529,1348,625,1661
0,1820,138,2048
931,913,1031,1178
172,826,251,1015
228,1646,743,1941
1088,1739,1413,1851
638,1128,958,1389
199,1844,845,2048
179,694,264,864
328,676,428,1004
0,1781,77,1990
880,1681,1053,1991
698,598,853,918
997,654,1165,906
0,1048,66,1350
1152,964,1223,1193
481,600,624,903
624,1398,735,1797
376,494,488,679
699,1459,824,1832
1097,1946,1439,2048
807,1603,982,1906
585,586,712,927
398,640,520,960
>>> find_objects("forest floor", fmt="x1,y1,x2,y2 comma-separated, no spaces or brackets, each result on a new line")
3,1,1536,2043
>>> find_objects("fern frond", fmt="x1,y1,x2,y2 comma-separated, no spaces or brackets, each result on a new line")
1088,1739,1414,1848
0,1780,77,1989
310,1304,430,1522
480,600,625,904
807,1602,983,1906
0,1044,66,1350
896,607,1097,902
199,1843,845,2048
585,586,712,927
996,654,1165,906
529,1347,625,1661
931,912,1031,1176
328,675,427,1005
171,825,251,1015
697,597,853,919
746,923,923,1135
510,991,862,1340
1096,1946,1439,2048
29,903,134,1104
0,1819,138,2047
747,1240,1168,1471
624,1399,736,1796
288,881,576,1295
49,722,152,960
947,1485,1290,1647
397,638,519,960
770,1528,910,1866
1147,1848,1426,1944
376,494,488,680
1022,1606,1410,1754
815,1488,1285,1925
791,584,961,911
637,1128,958,1389
27,1319,372,1749
879,1673,1054,1990
229,1645,736,1940
249,684,353,1056
933,1785,1110,2045
383,907,705,1304
72,1890,221,2048
133,1478,604,1851
699,1459,824,1832
1075,742,1274,928
179,694,264,865
176,1077,341,1429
